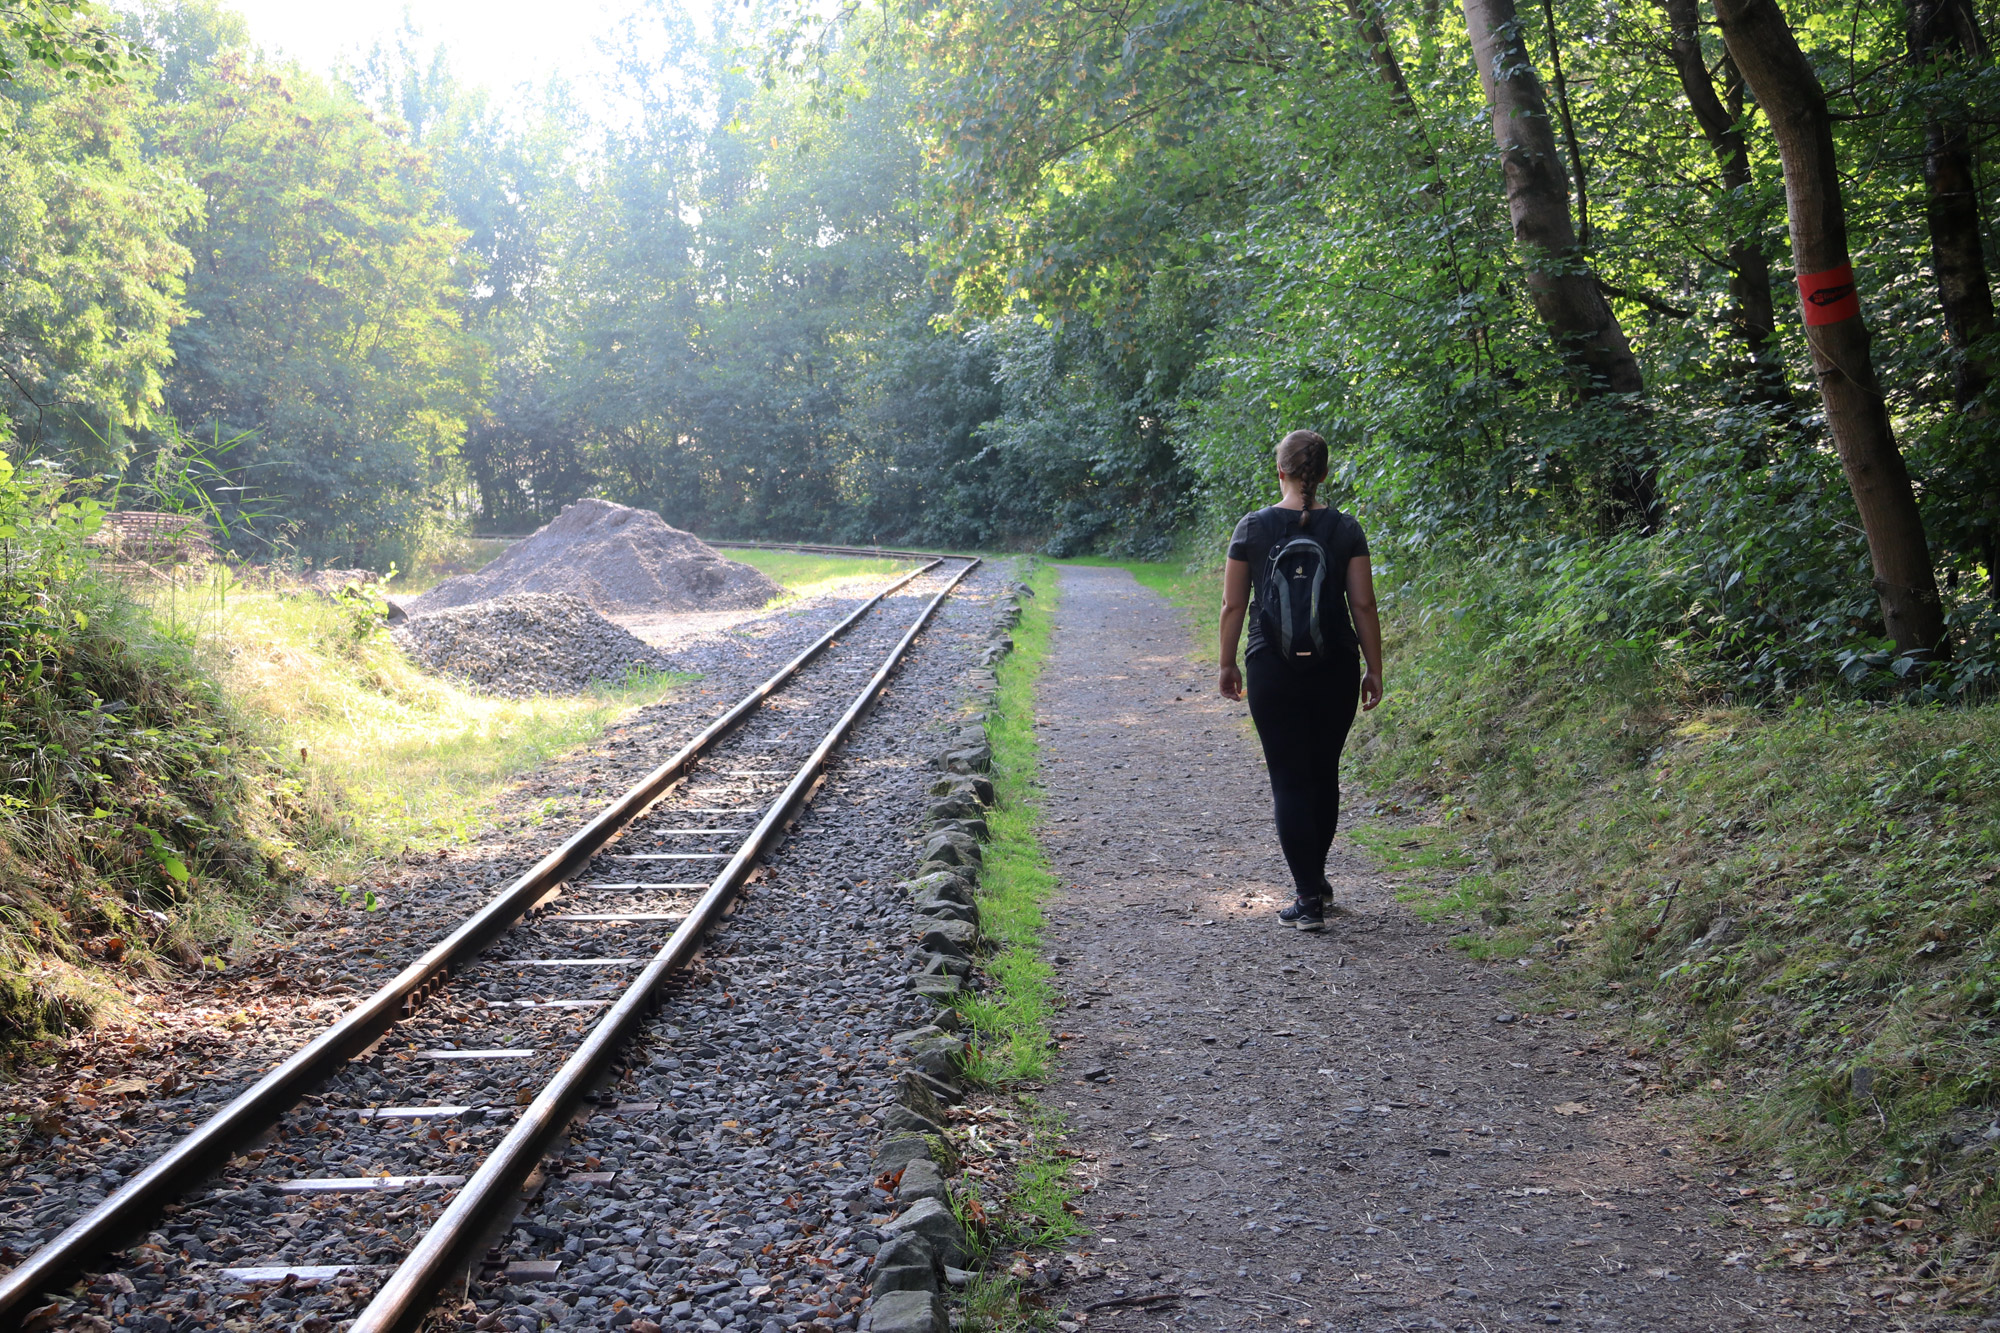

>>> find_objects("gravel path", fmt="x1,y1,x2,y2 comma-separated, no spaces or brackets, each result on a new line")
0,561,1013,1333
1029,566,1865,1332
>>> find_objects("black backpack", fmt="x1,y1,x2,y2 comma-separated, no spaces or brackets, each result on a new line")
1258,511,1336,664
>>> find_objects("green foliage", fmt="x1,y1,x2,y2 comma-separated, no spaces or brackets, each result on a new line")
7,0,1999,687
894,0,2000,688
2,1,148,86
0,56,194,461
148,43,485,567
1346,553,2000,1218
0,450,328,1042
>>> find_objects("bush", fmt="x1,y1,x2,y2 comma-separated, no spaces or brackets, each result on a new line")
0,452,329,1044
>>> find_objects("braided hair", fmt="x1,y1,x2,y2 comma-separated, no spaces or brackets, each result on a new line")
1276,429,1329,529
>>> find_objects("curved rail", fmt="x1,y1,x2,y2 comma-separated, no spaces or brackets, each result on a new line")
0,554,972,1324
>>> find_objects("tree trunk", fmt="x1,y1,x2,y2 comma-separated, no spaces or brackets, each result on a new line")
1907,0,1996,404
1659,0,1788,411
1714,0,1948,657
1906,0,1999,603
1460,0,1659,529
1345,0,1417,107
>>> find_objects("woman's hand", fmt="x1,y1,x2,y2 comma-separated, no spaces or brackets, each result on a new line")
1219,662,1244,700
1361,669,1383,711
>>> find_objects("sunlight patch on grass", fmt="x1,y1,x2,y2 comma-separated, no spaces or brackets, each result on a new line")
724,548,920,599
161,581,686,853
396,534,517,596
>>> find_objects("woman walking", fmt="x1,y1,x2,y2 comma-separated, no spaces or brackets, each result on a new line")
1217,430,1384,930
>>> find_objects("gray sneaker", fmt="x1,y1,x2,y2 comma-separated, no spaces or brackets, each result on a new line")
1278,897,1327,932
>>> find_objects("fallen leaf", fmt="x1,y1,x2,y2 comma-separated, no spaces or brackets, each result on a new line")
1552,1102,1594,1116
100,1077,148,1096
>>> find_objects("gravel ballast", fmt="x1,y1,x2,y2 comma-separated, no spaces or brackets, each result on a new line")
393,592,677,697
412,501,779,617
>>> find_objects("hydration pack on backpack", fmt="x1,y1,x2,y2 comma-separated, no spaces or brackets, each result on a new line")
1259,513,1336,664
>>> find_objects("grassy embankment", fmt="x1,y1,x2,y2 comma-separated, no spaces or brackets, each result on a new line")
205,531,916,851
2,540,893,1047
1084,548,2000,1286
189,579,684,851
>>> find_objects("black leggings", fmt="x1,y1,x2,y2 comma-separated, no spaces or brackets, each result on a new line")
1245,652,1361,899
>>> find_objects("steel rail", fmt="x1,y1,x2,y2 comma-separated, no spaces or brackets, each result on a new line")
0,556,953,1323
352,555,982,1333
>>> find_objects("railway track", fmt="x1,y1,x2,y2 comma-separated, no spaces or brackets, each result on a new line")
1,552,983,1333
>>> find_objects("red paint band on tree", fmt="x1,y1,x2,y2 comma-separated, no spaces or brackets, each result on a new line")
1797,263,1860,326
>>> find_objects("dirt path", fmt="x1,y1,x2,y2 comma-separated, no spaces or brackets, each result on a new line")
1032,565,1849,1332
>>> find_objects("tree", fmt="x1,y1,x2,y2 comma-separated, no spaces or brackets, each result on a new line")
154,52,485,564
1713,0,1947,657
1657,0,1787,411
1905,0,1995,409
0,62,194,464
1460,0,1658,529
1903,0,1998,601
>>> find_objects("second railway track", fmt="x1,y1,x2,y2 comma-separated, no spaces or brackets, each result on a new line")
3,552,1002,1333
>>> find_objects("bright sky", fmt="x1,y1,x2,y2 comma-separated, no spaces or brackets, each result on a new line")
222,0,653,103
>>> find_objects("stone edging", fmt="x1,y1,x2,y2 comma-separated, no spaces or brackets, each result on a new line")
856,580,1026,1333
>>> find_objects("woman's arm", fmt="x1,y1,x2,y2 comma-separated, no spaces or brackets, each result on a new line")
1348,555,1384,710
1218,557,1252,700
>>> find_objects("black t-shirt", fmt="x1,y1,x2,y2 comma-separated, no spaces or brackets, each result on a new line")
1228,505,1370,662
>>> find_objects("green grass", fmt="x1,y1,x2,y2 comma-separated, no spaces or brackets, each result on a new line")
177,577,686,851
940,560,1084,1331
1346,823,1495,924
0,562,333,1044
396,534,518,596
722,548,919,596
1347,562,2000,1278
998,1099,1089,1248
958,559,1060,1084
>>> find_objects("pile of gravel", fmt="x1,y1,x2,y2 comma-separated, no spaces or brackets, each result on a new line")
393,593,675,697
410,499,779,617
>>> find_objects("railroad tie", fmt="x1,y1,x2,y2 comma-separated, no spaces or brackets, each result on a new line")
273,1176,468,1194
545,912,687,922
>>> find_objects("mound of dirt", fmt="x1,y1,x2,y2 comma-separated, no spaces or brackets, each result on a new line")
409,499,778,617
393,593,675,697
